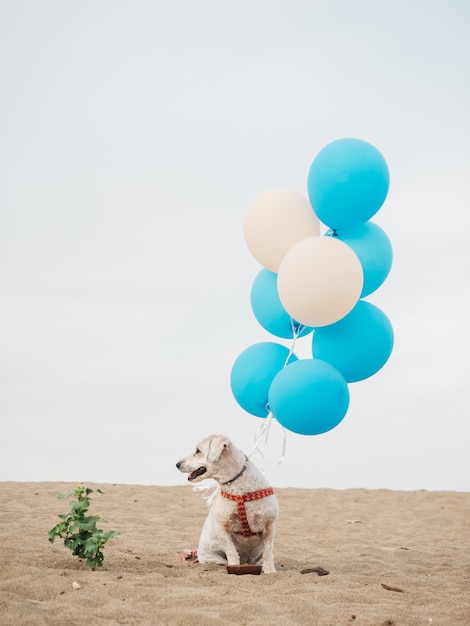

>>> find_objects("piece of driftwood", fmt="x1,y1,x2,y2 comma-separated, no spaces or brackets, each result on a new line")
381,583,404,593
227,564,263,575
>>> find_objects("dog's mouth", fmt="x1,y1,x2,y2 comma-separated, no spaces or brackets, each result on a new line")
188,466,207,481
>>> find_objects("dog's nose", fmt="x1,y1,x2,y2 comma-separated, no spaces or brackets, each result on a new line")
176,461,181,469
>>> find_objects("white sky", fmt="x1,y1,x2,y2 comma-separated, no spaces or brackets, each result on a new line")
1,0,469,491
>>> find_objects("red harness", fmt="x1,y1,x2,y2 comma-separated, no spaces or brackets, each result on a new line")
220,487,274,537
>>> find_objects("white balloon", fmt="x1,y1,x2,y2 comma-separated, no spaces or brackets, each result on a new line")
277,236,363,327
243,188,320,272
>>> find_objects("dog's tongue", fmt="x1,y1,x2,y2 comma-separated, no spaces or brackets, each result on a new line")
189,466,207,481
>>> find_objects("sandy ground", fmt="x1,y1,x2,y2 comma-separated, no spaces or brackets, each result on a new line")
0,481,469,625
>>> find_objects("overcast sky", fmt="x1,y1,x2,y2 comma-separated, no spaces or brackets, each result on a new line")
1,0,469,492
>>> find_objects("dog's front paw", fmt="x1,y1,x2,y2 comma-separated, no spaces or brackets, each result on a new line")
262,565,277,574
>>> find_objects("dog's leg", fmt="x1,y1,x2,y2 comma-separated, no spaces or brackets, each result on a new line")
196,517,240,566
196,516,229,565
197,544,228,565
222,540,240,566
261,519,276,574
219,523,241,566
198,534,239,566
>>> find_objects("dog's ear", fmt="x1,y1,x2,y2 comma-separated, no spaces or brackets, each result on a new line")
207,434,231,463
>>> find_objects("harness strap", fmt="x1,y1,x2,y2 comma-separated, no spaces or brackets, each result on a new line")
220,487,274,537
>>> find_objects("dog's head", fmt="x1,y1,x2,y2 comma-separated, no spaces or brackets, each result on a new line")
176,434,231,483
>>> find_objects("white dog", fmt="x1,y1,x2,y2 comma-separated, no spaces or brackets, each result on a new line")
176,434,279,574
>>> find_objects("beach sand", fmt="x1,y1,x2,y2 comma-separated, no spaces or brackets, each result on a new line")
0,482,469,625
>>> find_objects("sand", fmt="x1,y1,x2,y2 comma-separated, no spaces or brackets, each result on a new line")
0,481,469,625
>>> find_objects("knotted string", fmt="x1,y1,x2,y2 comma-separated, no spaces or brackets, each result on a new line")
192,480,219,507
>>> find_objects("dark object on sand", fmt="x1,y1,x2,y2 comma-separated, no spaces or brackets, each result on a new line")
227,564,263,575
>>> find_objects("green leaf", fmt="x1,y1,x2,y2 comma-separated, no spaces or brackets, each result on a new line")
58,490,74,500
71,498,90,512
103,530,121,540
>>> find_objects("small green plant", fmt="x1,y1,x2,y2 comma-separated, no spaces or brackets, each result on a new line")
48,484,120,569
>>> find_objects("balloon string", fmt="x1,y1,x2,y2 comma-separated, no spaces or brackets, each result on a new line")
284,319,304,366
277,421,287,465
249,411,287,466
192,480,218,507
249,411,274,459
249,319,302,464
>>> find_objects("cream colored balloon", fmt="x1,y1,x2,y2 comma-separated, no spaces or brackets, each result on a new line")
243,188,320,272
277,236,363,327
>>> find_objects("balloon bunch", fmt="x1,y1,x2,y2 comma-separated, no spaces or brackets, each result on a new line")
230,138,394,438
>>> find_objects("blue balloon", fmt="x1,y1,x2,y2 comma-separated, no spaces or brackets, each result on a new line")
250,269,313,339
326,222,393,297
307,138,390,231
230,342,298,418
268,359,349,435
312,300,394,382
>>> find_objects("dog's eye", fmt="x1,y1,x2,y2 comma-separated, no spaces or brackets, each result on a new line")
195,448,201,455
